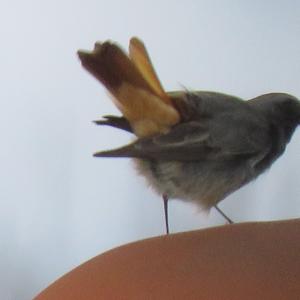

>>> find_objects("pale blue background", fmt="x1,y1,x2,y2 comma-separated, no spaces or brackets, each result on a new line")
1,1,299,299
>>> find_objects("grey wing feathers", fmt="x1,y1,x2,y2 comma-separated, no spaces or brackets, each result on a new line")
94,115,133,133
94,122,211,160
94,116,271,161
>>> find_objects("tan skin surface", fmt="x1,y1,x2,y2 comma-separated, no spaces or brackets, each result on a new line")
34,219,300,300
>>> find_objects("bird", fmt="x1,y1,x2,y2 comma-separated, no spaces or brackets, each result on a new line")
77,37,300,234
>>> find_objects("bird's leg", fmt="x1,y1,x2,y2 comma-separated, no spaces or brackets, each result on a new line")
214,205,234,224
162,194,170,235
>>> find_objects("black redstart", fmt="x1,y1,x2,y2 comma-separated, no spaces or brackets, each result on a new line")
78,37,300,234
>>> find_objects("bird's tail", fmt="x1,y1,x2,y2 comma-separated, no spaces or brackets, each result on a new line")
78,37,180,137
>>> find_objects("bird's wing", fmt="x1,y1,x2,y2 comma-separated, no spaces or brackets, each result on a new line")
94,114,271,161
78,38,180,137
94,115,133,133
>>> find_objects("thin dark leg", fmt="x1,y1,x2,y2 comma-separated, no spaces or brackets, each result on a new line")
214,205,234,224
162,194,170,235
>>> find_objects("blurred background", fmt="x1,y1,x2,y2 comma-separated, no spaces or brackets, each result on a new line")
1,1,299,299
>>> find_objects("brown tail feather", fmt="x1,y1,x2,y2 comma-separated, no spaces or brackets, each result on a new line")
78,42,155,96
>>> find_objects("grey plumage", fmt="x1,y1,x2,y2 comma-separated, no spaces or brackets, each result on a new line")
94,91,300,209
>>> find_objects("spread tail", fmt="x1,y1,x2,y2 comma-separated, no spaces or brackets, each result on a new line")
78,38,180,137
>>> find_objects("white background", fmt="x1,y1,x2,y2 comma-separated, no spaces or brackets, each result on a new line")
1,1,299,299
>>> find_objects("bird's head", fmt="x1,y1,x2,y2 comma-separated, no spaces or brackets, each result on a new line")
274,93,300,124
250,93,300,124
249,93,300,142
